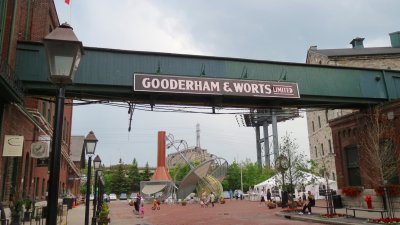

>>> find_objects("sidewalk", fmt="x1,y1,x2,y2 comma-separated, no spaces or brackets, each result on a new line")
277,206,390,225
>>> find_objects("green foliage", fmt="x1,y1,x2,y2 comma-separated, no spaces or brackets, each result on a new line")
109,163,130,194
169,161,200,182
141,162,151,181
98,202,109,220
275,133,309,193
10,200,24,218
222,160,274,192
80,184,87,195
23,199,32,210
127,158,141,192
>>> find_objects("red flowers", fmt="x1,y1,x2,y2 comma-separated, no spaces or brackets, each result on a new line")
368,217,400,223
342,186,363,197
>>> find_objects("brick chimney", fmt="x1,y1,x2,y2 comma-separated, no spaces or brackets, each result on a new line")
389,31,400,48
151,131,172,181
350,37,365,49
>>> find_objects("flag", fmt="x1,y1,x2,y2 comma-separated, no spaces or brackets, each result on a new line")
65,0,70,4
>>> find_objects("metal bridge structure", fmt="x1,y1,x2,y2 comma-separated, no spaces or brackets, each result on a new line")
15,41,400,109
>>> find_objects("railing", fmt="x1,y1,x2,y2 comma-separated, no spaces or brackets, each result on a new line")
25,203,68,225
0,58,24,101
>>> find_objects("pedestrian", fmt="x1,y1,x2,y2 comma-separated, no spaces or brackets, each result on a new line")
210,192,215,207
134,193,141,214
266,189,272,202
299,191,315,215
259,191,266,206
139,201,145,218
152,198,160,210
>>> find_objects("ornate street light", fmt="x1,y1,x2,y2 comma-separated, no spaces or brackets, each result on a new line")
84,131,98,225
44,23,84,225
92,155,102,225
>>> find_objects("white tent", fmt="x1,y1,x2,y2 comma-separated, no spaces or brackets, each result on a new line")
254,172,337,200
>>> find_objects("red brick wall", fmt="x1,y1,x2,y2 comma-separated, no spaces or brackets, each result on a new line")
330,101,400,189
0,0,80,203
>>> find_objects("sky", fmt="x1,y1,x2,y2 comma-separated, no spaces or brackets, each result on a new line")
54,0,400,167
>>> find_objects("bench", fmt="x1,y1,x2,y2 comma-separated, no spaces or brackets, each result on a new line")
345,207,387,218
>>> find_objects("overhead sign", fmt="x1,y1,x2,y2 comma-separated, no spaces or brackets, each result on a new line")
134,73,300,99
3,135,24,157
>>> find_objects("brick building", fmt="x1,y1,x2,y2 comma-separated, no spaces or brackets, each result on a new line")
0,0,81,208
305,32,400,189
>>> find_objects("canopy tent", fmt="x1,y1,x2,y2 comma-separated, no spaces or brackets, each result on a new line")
253,172,337,200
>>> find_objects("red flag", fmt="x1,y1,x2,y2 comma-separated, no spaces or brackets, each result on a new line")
65,0,70,4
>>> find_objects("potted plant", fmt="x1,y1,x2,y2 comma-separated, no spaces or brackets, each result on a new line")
220,197,226,204
23,199,33,222
10,200,24,225
181,199,187,206
267,201,276,209
97,203,110,225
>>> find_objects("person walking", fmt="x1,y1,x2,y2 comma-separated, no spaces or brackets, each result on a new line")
210,192,215,207
139,202,145,218
259,191,266,206
266,189,272,202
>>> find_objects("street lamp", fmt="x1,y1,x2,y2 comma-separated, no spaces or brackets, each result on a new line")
84,131,98,225
44,23,83,225
92,155,102,225
275,154,289,207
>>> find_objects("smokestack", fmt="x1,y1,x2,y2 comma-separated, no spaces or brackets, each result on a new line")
350,37,364,49
389,31,400,48
151,131,172,181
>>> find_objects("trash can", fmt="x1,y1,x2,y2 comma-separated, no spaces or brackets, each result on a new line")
332,195,343,208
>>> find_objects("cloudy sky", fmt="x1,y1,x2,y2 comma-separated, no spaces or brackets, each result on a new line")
54,0,399,167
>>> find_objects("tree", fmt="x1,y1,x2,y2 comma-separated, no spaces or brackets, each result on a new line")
127,158,141,192
109,163,130,194
222,160,274,192
275,133,309,193
356,106,400,218
141,162,152,181
222,161,241,191
357,106,399,186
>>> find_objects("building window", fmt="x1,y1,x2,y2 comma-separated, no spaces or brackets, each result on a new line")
312,121,315,132
318,116,321,128
41,102,46,117
42,178,46,197
47,108,51,123
325,110,329,123
315,146,318,158
345,145,361,186
328,139,332,153
321,143,324,156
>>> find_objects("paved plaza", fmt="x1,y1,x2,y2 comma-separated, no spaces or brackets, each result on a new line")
64,199,392,225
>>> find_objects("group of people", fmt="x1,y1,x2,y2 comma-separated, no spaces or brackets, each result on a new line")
129,194,144,218
259,188,272,205
200,192,216,207
259,189,315,214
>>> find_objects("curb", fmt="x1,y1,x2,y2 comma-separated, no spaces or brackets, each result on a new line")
275,212,368,225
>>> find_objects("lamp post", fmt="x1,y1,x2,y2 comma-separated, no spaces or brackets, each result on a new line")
44,23,83,225
92,155,101,225
96,170,104,215
84,131,98,225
